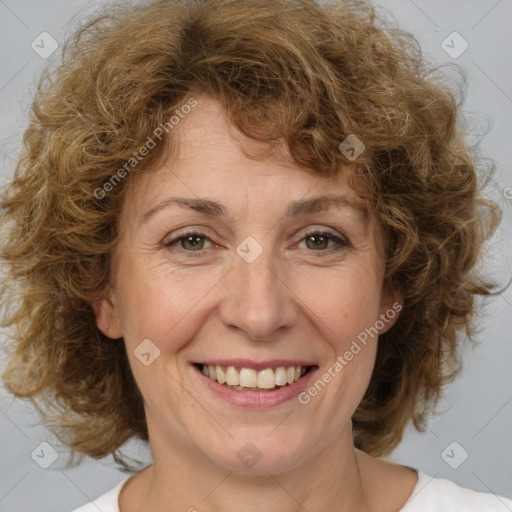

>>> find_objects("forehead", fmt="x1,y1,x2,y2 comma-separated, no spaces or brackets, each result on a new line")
115,96,385,254
126,95,366,211
116,96,383,252
171,96,301,174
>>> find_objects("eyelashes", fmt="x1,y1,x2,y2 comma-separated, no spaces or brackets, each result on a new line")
162,228,350,258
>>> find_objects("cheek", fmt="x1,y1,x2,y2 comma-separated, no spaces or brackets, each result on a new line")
114,258,221,349
299,266,383,342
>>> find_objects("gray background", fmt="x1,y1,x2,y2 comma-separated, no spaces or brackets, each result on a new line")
0,0,511,510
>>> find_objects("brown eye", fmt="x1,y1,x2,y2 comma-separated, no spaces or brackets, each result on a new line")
305,234,330,250
300,231,350,252
180,234,207,251
163,230,212,252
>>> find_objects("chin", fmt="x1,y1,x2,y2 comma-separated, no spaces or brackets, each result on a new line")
199,432,315,475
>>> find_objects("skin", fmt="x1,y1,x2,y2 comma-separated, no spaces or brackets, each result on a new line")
94,95,418,512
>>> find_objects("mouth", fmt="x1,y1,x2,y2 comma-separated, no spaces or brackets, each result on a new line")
193,363,317,392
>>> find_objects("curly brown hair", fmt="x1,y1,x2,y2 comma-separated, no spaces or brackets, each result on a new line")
0,0,501,470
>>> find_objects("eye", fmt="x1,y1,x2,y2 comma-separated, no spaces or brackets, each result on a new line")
298,230,350,252
163,230,213,253
162,228,350,257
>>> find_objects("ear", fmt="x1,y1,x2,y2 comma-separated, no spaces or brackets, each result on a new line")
378,287,403,335
92,292,124,339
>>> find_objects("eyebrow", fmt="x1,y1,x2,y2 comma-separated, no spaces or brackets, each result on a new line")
141,194,368,223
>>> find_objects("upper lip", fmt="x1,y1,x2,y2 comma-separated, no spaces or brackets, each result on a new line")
195,359,318,371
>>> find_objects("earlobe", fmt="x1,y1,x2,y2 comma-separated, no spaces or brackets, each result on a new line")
92,295,124,339
378,291,403,334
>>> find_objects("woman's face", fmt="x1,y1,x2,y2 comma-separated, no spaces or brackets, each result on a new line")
96,96,400,474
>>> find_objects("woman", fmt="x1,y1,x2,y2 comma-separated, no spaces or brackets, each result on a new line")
1,0,510,510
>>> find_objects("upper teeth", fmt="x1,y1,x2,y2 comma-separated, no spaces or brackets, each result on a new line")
201,365,307,389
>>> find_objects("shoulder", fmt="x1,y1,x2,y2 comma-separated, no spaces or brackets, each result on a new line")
70,475,131,512
401,471,512,511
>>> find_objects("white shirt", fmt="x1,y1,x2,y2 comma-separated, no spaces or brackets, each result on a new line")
71,469,512,511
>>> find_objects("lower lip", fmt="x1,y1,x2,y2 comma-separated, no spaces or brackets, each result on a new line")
193,365,319,408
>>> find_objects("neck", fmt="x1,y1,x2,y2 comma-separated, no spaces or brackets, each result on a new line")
139,421,372,512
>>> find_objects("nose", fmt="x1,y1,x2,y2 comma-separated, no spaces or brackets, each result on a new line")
218,242,298,342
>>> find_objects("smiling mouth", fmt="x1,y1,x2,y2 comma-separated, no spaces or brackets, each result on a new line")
195,363,316,391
